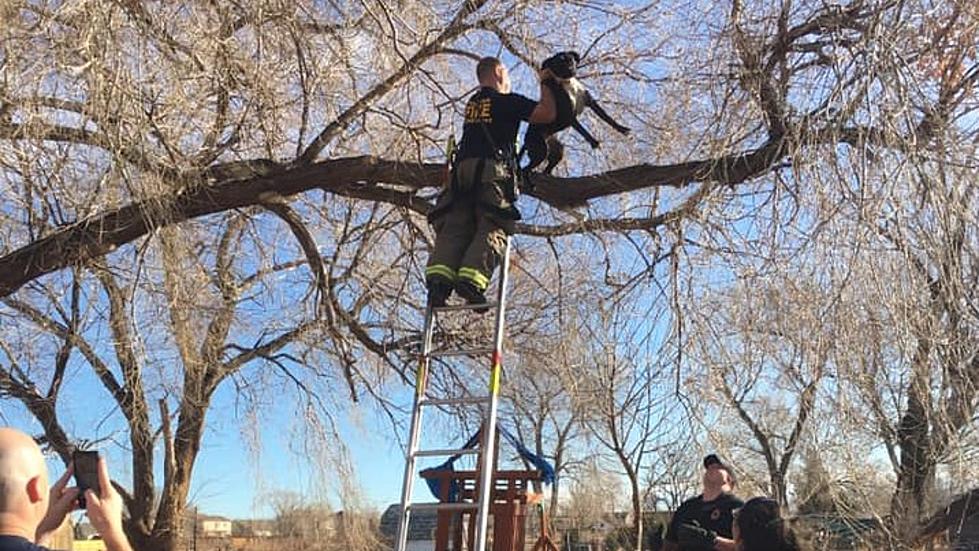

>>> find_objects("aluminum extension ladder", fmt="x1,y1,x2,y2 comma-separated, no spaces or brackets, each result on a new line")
394,238,513,551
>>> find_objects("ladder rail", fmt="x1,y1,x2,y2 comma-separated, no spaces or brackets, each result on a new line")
394,306,436,551
473,238,511,551
396,238,512,551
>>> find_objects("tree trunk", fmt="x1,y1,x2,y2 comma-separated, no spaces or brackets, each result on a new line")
151,392,209,551
771,471,788,509
627,468,643,551
550,477,561,517
891,375,935,541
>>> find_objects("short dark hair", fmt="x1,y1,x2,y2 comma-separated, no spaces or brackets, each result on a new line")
735,497,801,551
703,454,724,469
476,57,502,81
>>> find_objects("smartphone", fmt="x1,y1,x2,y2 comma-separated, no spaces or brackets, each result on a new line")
72,450,101,509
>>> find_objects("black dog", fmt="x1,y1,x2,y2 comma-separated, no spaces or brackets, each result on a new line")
520,51,631,178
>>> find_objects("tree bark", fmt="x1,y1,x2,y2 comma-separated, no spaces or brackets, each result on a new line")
0,136,796,299
891,348,936,540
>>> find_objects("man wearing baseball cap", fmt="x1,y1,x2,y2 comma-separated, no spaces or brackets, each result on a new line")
664,454,743,551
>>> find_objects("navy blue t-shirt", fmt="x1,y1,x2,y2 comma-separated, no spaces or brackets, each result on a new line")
456,87,536,160
666,492,744,549
0,535,52,551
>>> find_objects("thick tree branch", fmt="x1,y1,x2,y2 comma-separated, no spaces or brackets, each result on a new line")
0,141,792,298
718,373,779,484
47,275,80,400
257,192,330,315
88,265,156,530
777,374,822,477
0,357,72,462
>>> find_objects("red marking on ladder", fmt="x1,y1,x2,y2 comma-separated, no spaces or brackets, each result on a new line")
491,350,502,368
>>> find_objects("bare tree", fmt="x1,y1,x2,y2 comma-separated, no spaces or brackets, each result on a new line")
642,435,699,513
506,345,586,515
575,303,679,551
685,276,834,507
564,457,623,532
0,2,977,551
827,160,979,540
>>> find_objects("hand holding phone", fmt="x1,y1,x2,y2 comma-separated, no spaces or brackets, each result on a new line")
72,450,101,509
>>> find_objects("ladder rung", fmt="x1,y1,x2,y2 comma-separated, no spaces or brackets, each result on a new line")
414,448,481,458
409,502,478,512
428,347,495,358
420,396,491,407
433,302,499,313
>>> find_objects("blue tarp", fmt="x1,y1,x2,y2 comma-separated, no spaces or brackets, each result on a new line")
421,425,555,502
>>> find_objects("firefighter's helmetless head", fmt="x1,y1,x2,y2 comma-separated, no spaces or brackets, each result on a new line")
477,57,511,94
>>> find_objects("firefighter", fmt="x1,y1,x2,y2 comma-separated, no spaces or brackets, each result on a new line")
425,57,557,309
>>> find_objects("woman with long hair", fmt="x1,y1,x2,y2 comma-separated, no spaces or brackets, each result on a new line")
733,497,802,551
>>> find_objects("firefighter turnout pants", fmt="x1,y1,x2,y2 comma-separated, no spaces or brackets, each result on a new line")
425,158,518,294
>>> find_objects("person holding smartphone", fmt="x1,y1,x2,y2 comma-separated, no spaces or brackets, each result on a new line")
0,428,133,551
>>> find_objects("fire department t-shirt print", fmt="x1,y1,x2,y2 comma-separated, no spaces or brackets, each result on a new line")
457,88,535,160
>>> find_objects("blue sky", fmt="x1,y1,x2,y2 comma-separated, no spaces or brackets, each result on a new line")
185,388,407,518
9,377,410,520
7,347,523,520
179,375,539,518
0,0,865,523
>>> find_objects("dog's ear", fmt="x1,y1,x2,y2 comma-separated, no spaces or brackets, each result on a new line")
541,53,559,70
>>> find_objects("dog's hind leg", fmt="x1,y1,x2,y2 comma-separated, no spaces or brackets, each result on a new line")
543,135,565,174
586,92,631,135
523,127,548,173
572,120,600,149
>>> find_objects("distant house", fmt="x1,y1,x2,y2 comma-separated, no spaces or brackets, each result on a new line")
551,512,634,551
199,515,234,538
379,504,439,551
233,519,276,538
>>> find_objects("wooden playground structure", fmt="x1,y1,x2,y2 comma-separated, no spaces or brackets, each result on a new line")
420,429,559,551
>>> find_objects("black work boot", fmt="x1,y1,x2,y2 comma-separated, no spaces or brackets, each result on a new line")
454,281,489,314
427,280,453,308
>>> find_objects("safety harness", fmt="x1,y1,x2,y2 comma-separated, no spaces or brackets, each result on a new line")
428,116,523,223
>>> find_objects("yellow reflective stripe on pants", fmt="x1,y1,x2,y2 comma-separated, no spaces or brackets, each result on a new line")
426,264,456,282
457,267,489,290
